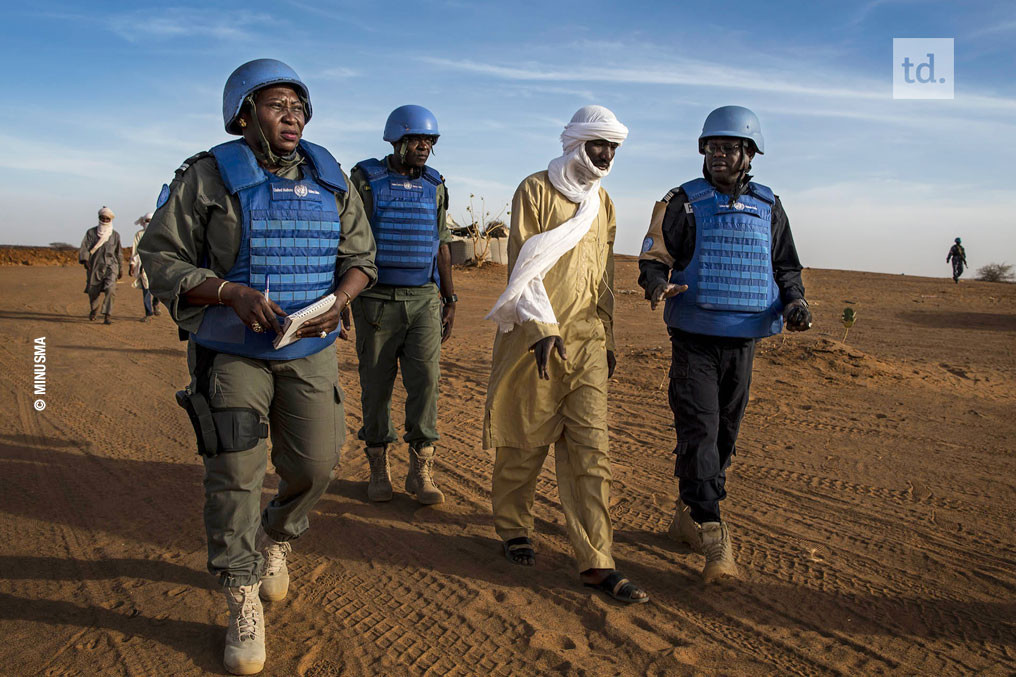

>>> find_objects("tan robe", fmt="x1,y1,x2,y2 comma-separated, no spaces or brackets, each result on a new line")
484,170,615,449
484,170,616,572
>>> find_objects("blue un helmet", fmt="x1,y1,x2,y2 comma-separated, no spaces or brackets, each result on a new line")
222,59,312,135
699,105,765,155
383,105,440,143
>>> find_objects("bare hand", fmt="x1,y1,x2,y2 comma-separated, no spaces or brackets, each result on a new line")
650,282,688,310
532,336,567,380
606,350,616,378
337,305,352,340
222,283,286,335
441,302,455,343
297,303,341,339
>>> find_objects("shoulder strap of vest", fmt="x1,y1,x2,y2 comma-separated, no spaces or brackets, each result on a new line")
422,165,442,187
746,181,775,205
299,140,347,194
680,178,714,204
354,157,386,181
209,140,266,195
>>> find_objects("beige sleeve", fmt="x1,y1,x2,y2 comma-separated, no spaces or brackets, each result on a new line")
638,200,675,269
597,195,616,352
508,178,560,349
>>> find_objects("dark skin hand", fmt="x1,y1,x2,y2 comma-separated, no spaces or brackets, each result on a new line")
606,350,616,378
297,268,370,339
531,336,568,380
437,243,455,342
184,278,286,335
239,85,306,167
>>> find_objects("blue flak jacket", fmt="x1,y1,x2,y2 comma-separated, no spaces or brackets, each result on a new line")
664,178,784,339
193,139,347,360
355,157,441,288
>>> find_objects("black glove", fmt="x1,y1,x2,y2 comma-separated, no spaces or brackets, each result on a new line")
784,298,812,332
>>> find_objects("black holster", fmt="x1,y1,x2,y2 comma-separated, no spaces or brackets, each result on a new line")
175,343,267,457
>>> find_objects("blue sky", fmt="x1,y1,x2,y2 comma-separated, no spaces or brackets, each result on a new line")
1,0,1014,277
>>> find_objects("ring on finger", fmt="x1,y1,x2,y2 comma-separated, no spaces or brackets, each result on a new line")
319,330,327,338
251,321,264,333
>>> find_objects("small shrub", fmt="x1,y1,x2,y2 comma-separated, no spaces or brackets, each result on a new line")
976,263,1014,283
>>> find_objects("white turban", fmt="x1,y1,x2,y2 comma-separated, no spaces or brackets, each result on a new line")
486,105,628,334
134,212,154,227
91,206,116,254
548,105,629,203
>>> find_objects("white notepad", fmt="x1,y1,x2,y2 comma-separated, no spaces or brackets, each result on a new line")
272,294,337,349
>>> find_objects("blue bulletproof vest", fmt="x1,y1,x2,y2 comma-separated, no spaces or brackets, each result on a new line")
192,139,348,360
355,157,441,287
664,178,784,338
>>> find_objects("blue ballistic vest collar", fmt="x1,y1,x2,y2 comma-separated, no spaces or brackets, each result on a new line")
193,141,345,360
664,178,783,339
210,139,347,195
355,157,440,287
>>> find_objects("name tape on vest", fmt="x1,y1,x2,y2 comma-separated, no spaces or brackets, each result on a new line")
272,184,321,200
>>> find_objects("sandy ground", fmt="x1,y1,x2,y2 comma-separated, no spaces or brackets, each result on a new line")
0,260,1013,676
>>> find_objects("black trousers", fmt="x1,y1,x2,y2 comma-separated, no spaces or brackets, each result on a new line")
667,329,755,524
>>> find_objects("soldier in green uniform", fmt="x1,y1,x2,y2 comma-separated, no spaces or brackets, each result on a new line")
139,59,376,675
348,105,456,505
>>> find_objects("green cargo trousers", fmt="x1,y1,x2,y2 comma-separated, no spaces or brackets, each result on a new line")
201,346,344,587
351,286,441,448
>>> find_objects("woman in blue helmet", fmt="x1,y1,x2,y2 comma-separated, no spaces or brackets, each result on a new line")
139,59,377,675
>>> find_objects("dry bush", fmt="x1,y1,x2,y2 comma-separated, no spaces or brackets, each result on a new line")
976,263,1014,283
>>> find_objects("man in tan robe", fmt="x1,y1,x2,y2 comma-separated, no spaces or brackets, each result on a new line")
78,205,122,324
484,106,648,604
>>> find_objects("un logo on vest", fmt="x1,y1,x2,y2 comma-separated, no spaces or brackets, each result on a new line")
294,183,309,198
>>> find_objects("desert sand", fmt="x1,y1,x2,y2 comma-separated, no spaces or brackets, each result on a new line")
0,255,1013,676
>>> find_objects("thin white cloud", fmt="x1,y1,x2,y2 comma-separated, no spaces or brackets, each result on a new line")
421,56,886,101
106,8,275,42
422,54,1016,115
312,67,361,80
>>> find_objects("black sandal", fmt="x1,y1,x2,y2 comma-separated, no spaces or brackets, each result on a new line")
583,571,649,604
503,537,535,566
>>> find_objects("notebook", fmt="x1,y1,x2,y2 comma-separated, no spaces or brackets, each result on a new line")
272,294,338,349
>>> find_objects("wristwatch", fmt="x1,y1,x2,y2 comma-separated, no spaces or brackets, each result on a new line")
441,294,458,304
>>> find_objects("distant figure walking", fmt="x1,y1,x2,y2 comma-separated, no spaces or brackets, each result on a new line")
130,212,161,321
947,237,967,283
78,206,122,324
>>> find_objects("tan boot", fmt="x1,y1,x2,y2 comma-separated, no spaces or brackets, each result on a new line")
405,445,444,505
666,498,703,553
256,528,291,602
365,445,393,502
700,521,739,584
223,582,266,675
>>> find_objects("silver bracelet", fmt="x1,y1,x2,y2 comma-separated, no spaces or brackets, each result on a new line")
216,280,230,305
